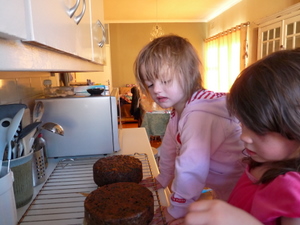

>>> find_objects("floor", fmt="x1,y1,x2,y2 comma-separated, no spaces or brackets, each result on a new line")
121,121,162,148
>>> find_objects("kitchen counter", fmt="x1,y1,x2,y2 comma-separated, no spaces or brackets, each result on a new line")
117,128,170,206
17,127,170,223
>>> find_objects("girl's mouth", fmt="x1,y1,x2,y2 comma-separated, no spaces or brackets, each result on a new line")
157,96,168,103
242,148,256,157
245,148,256,156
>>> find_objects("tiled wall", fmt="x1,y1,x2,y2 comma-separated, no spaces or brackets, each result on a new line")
0,72,58,110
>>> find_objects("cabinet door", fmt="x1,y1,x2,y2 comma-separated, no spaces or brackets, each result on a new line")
0,0,27,39
90,0,106,64
284,14,300,50
257,21,282,59
24,0,92,61
257,4,300,59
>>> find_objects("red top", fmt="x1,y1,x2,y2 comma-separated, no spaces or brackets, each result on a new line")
228,166,300,225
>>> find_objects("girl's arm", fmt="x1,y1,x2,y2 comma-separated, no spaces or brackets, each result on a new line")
168,112,220,217
185,200,263,225
156,120,178,188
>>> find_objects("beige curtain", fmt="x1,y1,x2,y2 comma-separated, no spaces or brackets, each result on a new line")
204,22,249,92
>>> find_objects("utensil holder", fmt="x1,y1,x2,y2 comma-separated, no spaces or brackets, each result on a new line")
32,148,46,186
0,167,17,225
3,152,34,208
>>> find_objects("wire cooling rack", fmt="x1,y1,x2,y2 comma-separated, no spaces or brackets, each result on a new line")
18,153,166,225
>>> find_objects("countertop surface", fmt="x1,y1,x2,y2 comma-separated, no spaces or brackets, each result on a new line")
17,127,170,223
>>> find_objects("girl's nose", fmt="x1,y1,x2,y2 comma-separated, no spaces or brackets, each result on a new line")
153,82,162,94
239,132,252,144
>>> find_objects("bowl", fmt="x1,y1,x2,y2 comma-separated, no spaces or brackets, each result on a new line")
87,88,104,96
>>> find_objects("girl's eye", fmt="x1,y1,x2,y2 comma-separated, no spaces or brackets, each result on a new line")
144,80,153,88
147,83,153,88
162,80,171,85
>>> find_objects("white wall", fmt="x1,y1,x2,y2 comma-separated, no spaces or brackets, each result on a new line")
0,72,58,110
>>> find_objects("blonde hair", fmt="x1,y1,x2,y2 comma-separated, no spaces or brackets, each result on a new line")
134,35,203,101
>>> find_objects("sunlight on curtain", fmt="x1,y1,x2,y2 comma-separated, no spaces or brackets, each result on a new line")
204,23,249,92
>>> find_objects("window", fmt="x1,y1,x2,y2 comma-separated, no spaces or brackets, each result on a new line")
204,23,249,92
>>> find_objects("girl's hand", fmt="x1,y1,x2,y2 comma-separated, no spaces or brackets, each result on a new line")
161,207,176,224
184,200,263,225
140,177,163,190
169,218,184,225
150,206,170,225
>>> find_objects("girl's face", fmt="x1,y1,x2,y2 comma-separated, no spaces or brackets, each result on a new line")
144,77,186,114
240,123,300,163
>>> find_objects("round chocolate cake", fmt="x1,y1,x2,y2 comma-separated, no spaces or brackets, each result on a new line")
93,155,143,187
84,182,154,225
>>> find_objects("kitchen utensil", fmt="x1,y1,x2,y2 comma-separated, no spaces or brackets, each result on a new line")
32,148,46,186
19,122,42,157
41,122,64,136
33,101,44,122
22,108,31,129
18,122,42,141
22,129,37,157
22,122,63,156
32,133,48,168
0,104,27,170
0,118,12,173
17,142,24,158
11,141,17,160
0,104,27,121
6,108,25,173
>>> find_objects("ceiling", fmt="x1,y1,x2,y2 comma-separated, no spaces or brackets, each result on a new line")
103,0,241,23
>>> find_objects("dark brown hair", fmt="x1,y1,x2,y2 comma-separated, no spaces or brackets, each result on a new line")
227,48,300,183
134,35,202,101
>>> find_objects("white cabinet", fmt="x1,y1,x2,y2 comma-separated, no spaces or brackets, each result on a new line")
257,3,300,59
0,0,27,39
284,15,300,50
24,0,92,61
0,0,105,64
89,0,106,64
257,21,282,58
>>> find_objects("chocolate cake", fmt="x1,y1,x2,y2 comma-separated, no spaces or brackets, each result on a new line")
84,182,154,225
93,155,143,187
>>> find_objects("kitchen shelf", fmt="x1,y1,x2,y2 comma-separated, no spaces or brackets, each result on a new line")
18,153,166,225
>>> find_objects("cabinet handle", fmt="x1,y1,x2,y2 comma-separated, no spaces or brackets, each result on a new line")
67,0,80,18
97,20,106,48
74,0,86,25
